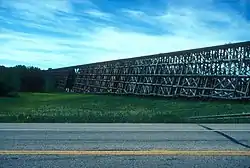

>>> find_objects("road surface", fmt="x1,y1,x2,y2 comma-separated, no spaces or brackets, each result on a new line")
0,123,249,168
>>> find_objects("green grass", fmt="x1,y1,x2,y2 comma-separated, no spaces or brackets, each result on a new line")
0,93,249,123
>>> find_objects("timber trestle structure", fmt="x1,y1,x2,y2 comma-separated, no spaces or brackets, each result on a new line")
49,41,250,100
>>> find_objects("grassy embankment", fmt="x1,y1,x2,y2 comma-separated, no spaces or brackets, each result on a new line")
0,93,249,123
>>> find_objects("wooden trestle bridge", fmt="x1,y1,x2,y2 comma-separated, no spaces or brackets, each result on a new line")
48,41,250,100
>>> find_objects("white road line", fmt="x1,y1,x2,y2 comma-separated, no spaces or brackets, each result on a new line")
0,129,249,131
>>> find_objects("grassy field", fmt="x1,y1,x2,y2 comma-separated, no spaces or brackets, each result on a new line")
0,93,249,123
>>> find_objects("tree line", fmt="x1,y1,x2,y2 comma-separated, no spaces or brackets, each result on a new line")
0,65,56,97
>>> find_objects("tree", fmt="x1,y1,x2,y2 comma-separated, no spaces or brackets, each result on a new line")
0,65,53,96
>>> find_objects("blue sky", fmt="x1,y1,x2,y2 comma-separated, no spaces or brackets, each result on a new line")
0,0,250,69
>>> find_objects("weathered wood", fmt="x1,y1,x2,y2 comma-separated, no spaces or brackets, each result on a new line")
48,41,250,100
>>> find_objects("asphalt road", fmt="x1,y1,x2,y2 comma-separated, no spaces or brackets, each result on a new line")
0,123,249,168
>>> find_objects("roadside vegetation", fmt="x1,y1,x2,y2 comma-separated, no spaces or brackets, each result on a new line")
0,92,249,123
0,65,249,123
0,65,56,97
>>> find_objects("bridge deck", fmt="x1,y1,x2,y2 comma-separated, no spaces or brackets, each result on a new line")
48,41,250,100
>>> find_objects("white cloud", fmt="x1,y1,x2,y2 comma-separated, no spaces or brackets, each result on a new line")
122,6,250,40
0,0,71,28
83,9,113,20
122,9,146,18
0,0,250,69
